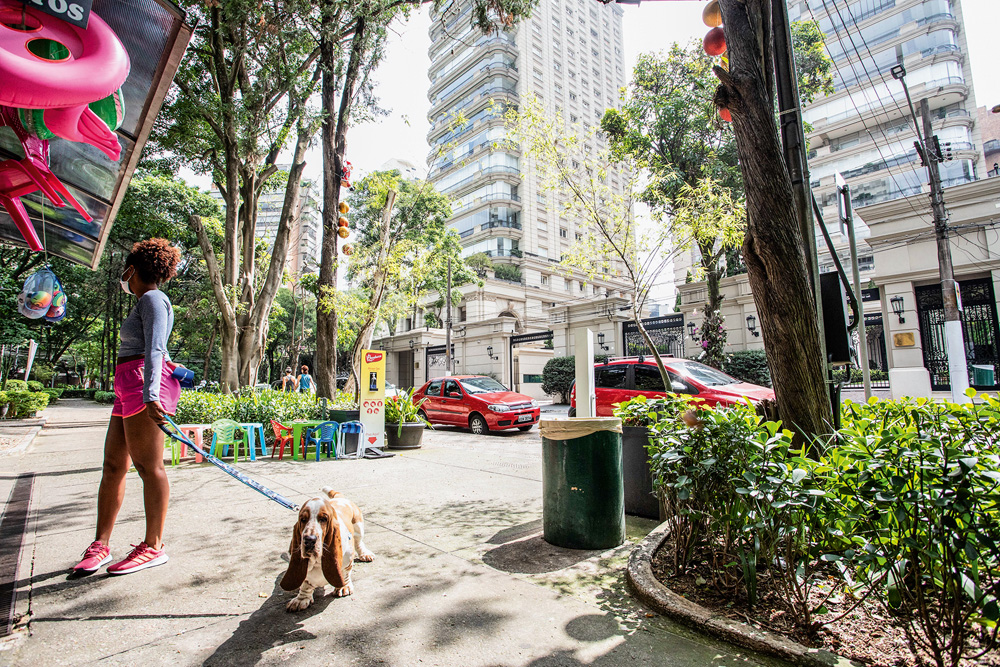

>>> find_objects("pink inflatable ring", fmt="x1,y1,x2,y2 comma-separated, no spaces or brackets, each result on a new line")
0,0,129,110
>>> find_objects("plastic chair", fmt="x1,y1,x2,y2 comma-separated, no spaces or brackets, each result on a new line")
305,421,339,461
270,420,295,460
165,435,182,467
210,419,249,461
339,421,367,458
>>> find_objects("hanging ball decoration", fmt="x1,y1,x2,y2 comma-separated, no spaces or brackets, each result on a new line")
338,201,350,215
719,107,732,123
338,216,349,228
28,291,53,309
702,0,722,28
337,226,349,239
342,244,353,256
704,27,727,56
52,291,67,308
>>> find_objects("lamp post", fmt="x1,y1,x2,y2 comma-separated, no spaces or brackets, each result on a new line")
687,321,697,340
746,314,760,338
487,345,497,360
597,332,610,352
890,296,906,324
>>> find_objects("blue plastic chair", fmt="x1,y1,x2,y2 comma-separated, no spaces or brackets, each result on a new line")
338,421,367,458
305,421,340,461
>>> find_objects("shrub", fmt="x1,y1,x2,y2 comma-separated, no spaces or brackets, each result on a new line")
41,388,62,403
174,388,330,444
541,356,575,403
492,263,522,282
94,391,116,404
6,391,50,418
723,350,771,387
4,379,28,392
60,388,97,399
26,380,44,392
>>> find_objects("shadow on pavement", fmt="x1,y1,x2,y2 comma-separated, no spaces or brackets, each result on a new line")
482,535,600,574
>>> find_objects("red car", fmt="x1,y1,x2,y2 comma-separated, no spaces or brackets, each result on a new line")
413,375,541,435
569,356,775,417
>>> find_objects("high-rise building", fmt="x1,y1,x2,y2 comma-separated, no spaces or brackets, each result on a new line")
794,0,982,214
425,0,631,326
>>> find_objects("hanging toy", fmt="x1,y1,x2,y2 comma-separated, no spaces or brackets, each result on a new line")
17,266,68,322
340,160,352,189
44,273,67,322
0,0,131,251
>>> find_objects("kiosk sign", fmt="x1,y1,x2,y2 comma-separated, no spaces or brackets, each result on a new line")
359,350,386,452
17,0,93,29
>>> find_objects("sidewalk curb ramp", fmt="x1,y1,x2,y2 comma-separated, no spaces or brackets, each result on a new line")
625,521,862,667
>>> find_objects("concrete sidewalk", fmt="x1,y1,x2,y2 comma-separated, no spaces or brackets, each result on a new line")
0,400,786,667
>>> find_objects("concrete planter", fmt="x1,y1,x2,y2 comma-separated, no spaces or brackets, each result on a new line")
386,422,424,449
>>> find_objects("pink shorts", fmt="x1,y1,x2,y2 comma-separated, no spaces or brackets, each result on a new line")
112,359,181,419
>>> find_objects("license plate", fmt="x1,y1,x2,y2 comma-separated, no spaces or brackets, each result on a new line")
517,414,533,423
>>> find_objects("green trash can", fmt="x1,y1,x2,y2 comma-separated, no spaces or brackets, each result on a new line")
540,417,625,550
972,364,995,386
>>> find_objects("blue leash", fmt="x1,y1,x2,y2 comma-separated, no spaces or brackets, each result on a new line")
159,415,298,512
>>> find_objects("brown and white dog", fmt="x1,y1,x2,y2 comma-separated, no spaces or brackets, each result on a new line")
280,487,374,612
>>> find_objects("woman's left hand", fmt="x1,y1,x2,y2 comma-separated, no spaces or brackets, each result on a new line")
145,401,167,425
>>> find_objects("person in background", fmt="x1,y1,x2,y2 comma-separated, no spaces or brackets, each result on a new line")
297,365,313,394
282,368,297,392
74,238,182,575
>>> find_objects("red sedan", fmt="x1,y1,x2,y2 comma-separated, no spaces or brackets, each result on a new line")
413,375,541,434
570,356,775,416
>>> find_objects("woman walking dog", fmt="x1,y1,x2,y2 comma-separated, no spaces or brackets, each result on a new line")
74,239,182,575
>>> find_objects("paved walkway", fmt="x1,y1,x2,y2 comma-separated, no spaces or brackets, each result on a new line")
0,400,786,666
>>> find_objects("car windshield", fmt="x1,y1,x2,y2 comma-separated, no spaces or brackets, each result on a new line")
460,377,508,394
671,360,740,387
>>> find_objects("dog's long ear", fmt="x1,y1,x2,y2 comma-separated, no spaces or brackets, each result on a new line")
280,520,308,591
321,506,348,588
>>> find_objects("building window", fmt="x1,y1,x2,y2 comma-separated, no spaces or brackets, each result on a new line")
459,307,466,322
554,61,561,71
592,48,599,57
555,84,563,94
565,278,572,290
570,92,577,101
570,114,578,122
559,227,567,238
532,45,542,58
541,275,548,286
537,193,546,203
575,232,582,240
579,281,585,292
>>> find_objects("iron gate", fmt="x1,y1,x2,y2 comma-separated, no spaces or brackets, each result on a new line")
622,314,685,357
915,278,1000,391
509,331,553,391
842,313,890,389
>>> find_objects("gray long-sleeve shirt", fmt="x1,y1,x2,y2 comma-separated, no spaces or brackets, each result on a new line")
118,290,173,403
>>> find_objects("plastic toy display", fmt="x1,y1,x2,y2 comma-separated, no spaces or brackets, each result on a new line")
0,0,130,251
17,266,68,321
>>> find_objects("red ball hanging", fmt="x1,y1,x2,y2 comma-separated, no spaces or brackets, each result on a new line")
719,107,732,123
704,27,727,57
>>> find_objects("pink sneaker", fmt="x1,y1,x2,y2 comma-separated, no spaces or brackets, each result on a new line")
107,542,168,575
73,540,112,572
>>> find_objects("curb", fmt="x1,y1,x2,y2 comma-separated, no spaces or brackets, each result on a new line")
626,522,861,667
0,417,48,458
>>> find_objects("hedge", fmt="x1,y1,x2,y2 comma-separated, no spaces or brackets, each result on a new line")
94,391,116,404
722,349,771,387
4,379,28,392
60,388,98,399
26,380,44,392
4,391,50,418
541,356,575,403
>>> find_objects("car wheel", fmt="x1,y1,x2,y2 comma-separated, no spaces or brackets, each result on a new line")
418,410,429,428
469,414,489,435
567,407,576,418
518,425,534,432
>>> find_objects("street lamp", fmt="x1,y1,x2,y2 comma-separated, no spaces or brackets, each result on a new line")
890,296,906,324
597,332,610,351
409,339,414,350
487,345,498,360
746,314,760,338
687,321,697,340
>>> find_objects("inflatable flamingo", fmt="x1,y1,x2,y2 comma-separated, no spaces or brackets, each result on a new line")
0,0,130,250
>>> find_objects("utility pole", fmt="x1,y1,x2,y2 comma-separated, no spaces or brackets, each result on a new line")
445,257,452,377
840,179,871,399
893,57,968,401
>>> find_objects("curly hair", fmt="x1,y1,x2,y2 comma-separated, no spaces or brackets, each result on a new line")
125,238,180,284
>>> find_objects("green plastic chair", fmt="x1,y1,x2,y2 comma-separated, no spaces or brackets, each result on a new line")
209,419,249,461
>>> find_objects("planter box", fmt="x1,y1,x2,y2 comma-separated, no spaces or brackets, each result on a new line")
622,426,664,520
386,422,424,449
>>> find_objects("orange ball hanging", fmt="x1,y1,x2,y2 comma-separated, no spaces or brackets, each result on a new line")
338,201,350,215
338,227,349,239
342,244,353,256
702,0,722,28
719,107,732,123
704,27,726,56
338,216,349,227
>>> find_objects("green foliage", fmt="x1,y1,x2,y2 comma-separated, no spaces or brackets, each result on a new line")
830,367,888,384
492,263,522,283
61,388,97,399
618,392,1000,661
385,388,430,434
0,390,7,407
26,381,43,392
174,388,330,443
791,21,836,105
723,350,772,387
5,390,50,417
94,391,115,405
4,380,28,392
41,388,63,403
541,356,576,403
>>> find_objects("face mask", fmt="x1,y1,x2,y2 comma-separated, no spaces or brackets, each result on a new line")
120,267,135,295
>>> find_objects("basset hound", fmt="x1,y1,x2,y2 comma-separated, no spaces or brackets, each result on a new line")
280,487,374,612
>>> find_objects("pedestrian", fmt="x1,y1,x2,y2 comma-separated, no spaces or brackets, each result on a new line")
297,365,314,394
282,367,298,392
74,239,182,575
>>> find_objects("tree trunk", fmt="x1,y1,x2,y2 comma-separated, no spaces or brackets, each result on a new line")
316,16,367,397
714,0,832,437
203,319,218,382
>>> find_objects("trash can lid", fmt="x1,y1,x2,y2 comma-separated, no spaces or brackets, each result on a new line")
540,417,622,440
971,364,993,370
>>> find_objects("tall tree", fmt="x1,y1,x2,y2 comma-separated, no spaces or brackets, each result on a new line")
712,0,832,436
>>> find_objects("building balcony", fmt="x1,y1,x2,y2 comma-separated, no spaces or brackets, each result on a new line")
428,40,518,97
438,165,521,196
450,192,521,216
